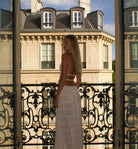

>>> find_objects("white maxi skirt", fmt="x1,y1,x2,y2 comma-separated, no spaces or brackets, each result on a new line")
54,85,83,149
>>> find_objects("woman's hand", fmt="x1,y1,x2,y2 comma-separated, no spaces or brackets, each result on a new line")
54,95,59,108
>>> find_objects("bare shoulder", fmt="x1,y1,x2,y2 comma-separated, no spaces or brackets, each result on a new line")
62,53,70,60
62,52,70,56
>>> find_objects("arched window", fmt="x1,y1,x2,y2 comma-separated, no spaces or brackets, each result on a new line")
43,12,53,28
129,11,138,27
73,11,82,27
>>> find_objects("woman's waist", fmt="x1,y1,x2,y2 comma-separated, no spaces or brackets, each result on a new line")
63,81,76,86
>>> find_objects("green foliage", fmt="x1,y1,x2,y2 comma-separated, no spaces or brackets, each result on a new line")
112,60,115,83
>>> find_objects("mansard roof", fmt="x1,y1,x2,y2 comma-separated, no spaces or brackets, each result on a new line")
21,7,103,32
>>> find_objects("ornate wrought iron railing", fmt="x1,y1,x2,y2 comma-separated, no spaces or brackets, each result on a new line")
0,85,14,147
0,83,115,148
21,83,115,148
124,83,138,147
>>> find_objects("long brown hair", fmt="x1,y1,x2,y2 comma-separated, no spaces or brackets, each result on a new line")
64,34,82,75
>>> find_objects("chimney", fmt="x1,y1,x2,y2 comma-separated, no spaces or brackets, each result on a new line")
31,0,43,13
79,0,91,17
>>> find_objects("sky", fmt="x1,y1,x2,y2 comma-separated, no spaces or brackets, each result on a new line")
0,0,11,10
0,0,115,60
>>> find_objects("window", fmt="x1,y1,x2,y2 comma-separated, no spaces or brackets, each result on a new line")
98,14,103,29
43,12,53,28
129,11,138,27
79,43,86,68
73,11,82,27
130,42,138,68
130,11,133,26
103,45,108,69
41,44,55,69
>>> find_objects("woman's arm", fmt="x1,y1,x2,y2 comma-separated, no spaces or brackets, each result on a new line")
58,64,62,84
56,53,69,98
58,74,61,84
75,74,81,88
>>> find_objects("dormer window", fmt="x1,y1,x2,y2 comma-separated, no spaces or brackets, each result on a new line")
98,13,103,29
73,11,82,27
43,12,53,28
41,8,56,29
129,11,138,27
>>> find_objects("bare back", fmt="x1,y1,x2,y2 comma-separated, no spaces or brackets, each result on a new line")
59,53,81,87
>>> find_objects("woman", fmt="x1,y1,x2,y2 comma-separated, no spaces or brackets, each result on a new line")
54,34,83,149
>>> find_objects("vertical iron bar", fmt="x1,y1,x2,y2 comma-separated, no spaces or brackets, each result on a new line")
115,0,125,148
13,0,22,148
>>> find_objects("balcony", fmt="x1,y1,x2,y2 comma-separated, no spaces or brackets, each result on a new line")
0,83,115,148
1,0,138,148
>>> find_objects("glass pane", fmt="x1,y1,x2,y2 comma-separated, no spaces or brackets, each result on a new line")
103,45,108,62
0,0,14,148
49,13,52,23
134,12,137,26
42,44,48,61
41,44,55,69
123,0,138,147
49,44,55,61
45,13,47,21
45,13,48,27
129,11,133,26
78,12,81,22
74,12,77,22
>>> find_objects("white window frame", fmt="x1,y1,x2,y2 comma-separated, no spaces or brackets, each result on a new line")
129,11,138,27
79,43,86,69
43,12,53,28
73,11,82,28
130,42,138,68
103,44,108,69
41,43,55,69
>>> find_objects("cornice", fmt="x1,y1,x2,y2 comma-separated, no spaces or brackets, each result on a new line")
20,32,114,43
0,34,13,42
124,33,138,40
0,31,114,43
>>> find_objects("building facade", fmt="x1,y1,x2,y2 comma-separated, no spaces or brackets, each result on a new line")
20,0,114,85
0,0,114,149
19,1,115,149
0,8,13,90
124,1,138,149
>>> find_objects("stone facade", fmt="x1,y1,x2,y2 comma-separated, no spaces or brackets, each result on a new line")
124,3,138,149
20,32,114,84
20,1,114,84
124,6,138,83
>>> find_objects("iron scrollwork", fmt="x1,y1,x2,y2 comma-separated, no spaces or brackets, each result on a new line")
124,83,138,145
0,86,14,146
21,83,114,147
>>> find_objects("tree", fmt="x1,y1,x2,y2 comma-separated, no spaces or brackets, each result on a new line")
112,60,115,83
